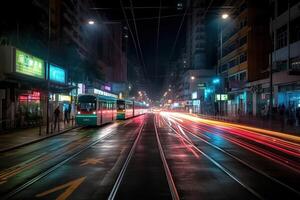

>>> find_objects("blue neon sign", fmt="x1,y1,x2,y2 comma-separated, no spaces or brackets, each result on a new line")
49,64,66,83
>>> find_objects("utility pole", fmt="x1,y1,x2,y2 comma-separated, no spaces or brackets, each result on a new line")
46,0,51,134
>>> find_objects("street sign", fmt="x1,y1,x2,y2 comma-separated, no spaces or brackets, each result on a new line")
215,94,228,101
49,64,66,83
197,83,206,89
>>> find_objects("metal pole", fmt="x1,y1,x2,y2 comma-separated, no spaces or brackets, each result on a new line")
287,0,290,71
46,1,51,134
269,13,274,120
219,23,223,116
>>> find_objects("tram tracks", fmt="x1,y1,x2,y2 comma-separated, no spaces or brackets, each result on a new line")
160,114,300,199
2,121,140,199
108,114,179,200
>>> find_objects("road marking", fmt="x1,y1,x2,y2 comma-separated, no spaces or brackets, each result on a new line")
36,177,86,200
80,158,104,166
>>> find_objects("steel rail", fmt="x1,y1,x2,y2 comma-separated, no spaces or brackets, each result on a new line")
3,123,129,200
154,115,180,200
107,122,145,200
179,124,300,196
161,116,264,200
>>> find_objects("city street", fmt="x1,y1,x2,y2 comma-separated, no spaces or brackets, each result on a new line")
0,113,299,200
1,1,300,199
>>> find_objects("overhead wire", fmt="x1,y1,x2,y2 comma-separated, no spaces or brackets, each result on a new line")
120,0,147,79
168,4,189,61
128,0,148,79
154,0,162,81
168,0,215,61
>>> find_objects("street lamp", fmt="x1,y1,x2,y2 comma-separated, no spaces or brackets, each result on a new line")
212,78,220,84
222,13,229,19
88,20,95,25
219,13,229,74
190,76,195,80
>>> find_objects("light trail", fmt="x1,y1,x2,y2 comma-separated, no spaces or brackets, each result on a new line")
162,116,300,195
160,111,300,172
161,112,300,143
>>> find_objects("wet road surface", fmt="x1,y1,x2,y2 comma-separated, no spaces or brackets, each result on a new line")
0,112,299,200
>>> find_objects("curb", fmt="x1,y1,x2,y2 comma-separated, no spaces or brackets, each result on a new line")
0,126,79,153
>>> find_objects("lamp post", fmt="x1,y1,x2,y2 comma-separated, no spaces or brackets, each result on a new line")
216,13,229,116
213,78,221,116
219,13,229,74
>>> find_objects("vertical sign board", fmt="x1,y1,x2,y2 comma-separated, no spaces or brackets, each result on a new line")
15,50,45,79
49,64,66,83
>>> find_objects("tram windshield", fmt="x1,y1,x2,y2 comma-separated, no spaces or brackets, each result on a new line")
78,95,96,112
117,100,125,111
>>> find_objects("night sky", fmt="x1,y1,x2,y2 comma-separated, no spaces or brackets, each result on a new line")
93,0,187,99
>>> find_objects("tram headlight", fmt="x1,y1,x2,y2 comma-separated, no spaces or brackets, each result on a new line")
93,111,96,115
77,111,81,114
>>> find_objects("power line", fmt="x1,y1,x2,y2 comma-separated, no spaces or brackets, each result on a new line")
168,4,189,61
120,0,147,79
154,0,162,81
128,0,148,79
168,0,215,61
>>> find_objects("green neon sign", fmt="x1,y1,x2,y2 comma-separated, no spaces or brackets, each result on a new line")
15,50,45,79
49,64,66,83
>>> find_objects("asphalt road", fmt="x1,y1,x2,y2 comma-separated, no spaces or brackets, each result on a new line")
0,112,299,200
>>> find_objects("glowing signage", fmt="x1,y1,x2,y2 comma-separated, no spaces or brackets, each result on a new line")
15,50,45,79
193,100,200,106
192,92,197,99
78,83,85,95
104,85,111,91
221,94,228,101
58,94,71,102
49,64,65,83
197,83,206,89
92,89,118,98
19,91,40,102
215,94,228,101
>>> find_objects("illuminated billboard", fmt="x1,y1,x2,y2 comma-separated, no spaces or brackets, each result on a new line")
49,64,66,83
15,50,45,79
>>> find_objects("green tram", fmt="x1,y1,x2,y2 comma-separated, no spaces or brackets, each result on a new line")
116,99,147,120
76,94,117,126
76,94,148,125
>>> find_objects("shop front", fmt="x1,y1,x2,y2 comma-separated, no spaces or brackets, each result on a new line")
227,91,247,117
17,90,43,127
49,94,72,122
277,84,300,109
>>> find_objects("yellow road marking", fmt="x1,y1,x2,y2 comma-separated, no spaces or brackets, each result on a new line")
0,138,89,183
80,158,104,166
36,177,86,200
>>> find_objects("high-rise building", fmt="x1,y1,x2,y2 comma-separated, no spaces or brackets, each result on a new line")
186,0,207,70
248,0,300,116
218,0,270,116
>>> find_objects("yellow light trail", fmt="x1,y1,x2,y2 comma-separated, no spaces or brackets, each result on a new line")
161,112,300,143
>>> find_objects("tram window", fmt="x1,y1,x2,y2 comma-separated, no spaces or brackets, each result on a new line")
117,104,125,110
79,103,96,111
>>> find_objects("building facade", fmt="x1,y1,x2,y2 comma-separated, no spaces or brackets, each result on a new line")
218,0,270,116
248,0,300,116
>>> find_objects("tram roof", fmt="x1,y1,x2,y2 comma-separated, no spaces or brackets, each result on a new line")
78,94,118,102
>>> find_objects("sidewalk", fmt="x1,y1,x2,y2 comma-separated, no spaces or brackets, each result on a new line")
197,114,300,135
0,121,77,152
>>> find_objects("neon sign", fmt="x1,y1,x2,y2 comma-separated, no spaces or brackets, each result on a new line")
19,91,41,102
93,89,118,98
15,50,45,79
58,95,71,102
49,64,66,83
